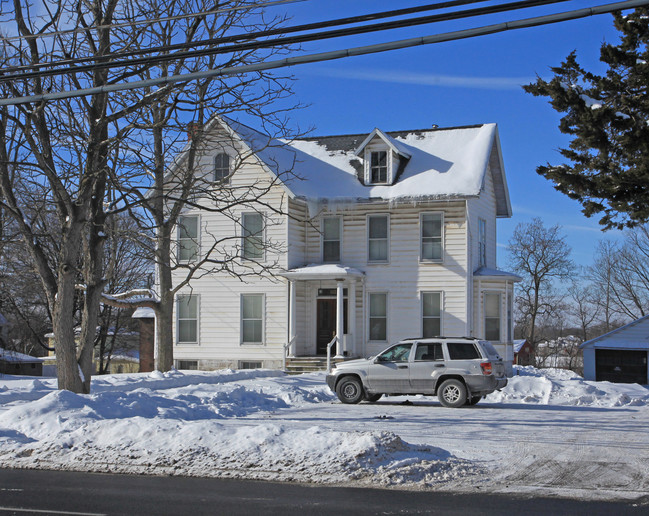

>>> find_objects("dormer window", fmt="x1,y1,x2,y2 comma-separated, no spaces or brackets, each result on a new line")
355,128,411,187
370,151,388,184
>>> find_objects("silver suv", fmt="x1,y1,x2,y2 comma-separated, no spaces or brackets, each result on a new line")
326,337,507,408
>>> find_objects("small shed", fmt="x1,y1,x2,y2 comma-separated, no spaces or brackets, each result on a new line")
132,307,155,373
581,317,649,384
513,339,534,366
0,347,44,376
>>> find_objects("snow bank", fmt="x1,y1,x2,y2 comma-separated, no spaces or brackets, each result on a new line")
1,366,647,491
486,366,649,407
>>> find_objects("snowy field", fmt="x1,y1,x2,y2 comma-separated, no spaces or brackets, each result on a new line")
1,366,649,503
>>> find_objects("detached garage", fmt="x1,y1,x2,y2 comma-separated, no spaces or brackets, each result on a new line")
581,316,649,385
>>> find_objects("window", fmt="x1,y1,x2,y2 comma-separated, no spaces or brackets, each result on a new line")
177,295,198,344
322,216,341,262
368,214,389,262
415,343,444,361
377,343,411,362
507,291,513,342
369,293,387,341
214,153,230,182
447,342,481,360
178,215,199,262
484,293,501,341
241,294,264,344
421,213,443,261
240,361,263,369
422,292,442,338
478,218,487,267
177,360,198,370
370,151,388,184
242,213,264,260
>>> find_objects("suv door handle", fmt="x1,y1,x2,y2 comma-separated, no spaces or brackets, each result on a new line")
397,365,408,369
435,364,445,368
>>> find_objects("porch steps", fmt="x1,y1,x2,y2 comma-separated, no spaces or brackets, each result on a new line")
284,357,345,374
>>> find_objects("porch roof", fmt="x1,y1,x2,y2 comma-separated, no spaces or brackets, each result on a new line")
281,263,365,281
473,267,522,282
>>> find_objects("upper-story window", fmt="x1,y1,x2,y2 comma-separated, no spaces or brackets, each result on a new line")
368,214,389,263
177,215,199,262
242,212,264,260
478,218,487,267
370,151,388,184
421,213,443,262
322,216,341,263
214,153,230,183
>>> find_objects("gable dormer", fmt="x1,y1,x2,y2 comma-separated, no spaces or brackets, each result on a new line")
354,128,411,186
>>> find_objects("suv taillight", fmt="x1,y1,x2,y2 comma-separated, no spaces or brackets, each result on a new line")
480,362,493,375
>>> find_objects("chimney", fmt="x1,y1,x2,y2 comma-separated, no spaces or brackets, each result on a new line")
187,122,202,141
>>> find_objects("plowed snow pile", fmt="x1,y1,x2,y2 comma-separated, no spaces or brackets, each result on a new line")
1,366,648,495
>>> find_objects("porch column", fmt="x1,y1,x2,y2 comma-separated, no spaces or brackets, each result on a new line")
335,279,344,357
289,280,297,356
348,280,356,356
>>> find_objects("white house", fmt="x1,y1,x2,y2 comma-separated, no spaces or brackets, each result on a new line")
581,316,649,384
171,118,520,372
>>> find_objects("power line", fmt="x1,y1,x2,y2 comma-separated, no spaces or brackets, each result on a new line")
1,0,495,75
0,0,647,106
0,0,574,83
0,0,307,43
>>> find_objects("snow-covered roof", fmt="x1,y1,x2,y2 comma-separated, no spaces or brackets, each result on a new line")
581,315,649,350
132,307,156,319
353,128,412,159
280,264,365,280
225,118,511,214
513,339,528,353
0,348,44,363
473,267,522,281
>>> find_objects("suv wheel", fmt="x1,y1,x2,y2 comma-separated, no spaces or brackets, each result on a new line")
336,376,364,404
437,379,467,408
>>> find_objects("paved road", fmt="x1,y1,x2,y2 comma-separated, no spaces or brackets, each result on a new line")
0,468,647,515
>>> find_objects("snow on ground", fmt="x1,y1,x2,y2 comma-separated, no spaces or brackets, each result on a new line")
1,367,649,502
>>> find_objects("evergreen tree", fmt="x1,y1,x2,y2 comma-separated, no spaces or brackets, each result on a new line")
524,8,649,230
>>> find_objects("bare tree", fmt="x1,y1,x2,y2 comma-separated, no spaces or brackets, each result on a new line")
567,275,600,342
0,0,299,389
508,218,575,356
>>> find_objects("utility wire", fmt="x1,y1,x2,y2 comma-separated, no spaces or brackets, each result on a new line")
1,0,495,75
1,0,647,106
1,0,574,83
0,0,307,43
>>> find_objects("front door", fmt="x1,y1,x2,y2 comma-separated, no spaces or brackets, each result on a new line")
316,298,348,355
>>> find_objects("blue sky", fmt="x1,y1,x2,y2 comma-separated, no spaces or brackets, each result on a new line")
265,0,630,268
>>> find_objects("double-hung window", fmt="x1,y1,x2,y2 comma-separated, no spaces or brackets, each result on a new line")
368,214,389,262
242,212,264,260
421,213,443,261
214,153,230,183
370,151,388,184
177,295,198,344
369,293,387,341
422,292,442,338
178,215,199,262
478,218,487,267
241,294,264,344
322,216,341,263
484,292,501,341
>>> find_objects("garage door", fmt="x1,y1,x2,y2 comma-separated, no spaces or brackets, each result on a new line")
595,349,648,384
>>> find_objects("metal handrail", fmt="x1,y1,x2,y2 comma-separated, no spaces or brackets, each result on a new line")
326,335,338,373
283,337,296,372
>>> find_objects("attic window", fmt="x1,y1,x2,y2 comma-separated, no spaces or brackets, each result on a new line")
370,151,388,184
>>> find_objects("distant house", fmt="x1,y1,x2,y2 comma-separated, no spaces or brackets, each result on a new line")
170,117,520,372
581,317,649,384
513,339,534,366
0,347,44,376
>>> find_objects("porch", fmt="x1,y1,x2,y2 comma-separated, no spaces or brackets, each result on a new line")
281,264,365,360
